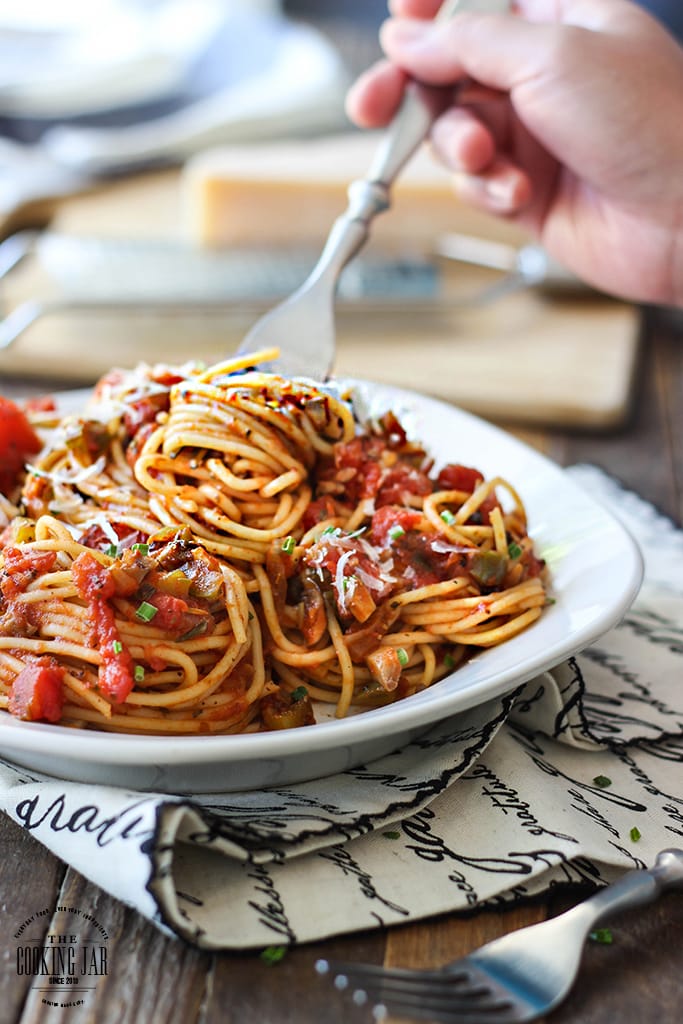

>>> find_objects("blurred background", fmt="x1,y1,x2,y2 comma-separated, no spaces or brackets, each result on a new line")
0,0,680,428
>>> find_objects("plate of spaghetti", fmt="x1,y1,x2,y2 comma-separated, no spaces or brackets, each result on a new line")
0,352,642,792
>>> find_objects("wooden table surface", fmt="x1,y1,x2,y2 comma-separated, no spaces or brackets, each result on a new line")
1,306,681,1024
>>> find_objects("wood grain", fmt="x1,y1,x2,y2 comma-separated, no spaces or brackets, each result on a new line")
549,893,683,1024
0,817,65,1023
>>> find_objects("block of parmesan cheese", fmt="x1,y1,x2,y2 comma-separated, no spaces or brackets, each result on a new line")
181,132,529,252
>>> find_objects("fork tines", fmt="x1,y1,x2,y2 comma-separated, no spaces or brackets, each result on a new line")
315,958,517,1023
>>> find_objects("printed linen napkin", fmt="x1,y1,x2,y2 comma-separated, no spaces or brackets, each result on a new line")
1,465,682,950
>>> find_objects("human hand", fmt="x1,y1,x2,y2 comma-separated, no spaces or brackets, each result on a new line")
346,0,683,306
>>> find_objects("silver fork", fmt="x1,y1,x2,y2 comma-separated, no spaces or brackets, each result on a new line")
315,848,683,1024
235,0,510,381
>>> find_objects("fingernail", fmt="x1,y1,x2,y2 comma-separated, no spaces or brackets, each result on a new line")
484,178,517,208
453,172,517,212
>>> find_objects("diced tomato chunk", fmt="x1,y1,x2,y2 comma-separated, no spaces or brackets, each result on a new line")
370,506,422,547
78,522,146,553
301,496,339,531
99,652,135,704
0,396,41,495
9,661,65,723
436,463,484,493
1,547,58,601
72,551,134,702
325,429,431,506
71,551,116,601
375,464,431,506
2,547,57,577
436,463,500,524
147,591,191,632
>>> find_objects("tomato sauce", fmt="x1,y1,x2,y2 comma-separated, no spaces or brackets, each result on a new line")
72,551,135,703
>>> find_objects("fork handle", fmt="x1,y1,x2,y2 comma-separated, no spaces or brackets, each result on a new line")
576,849,683,931
367,0,510,189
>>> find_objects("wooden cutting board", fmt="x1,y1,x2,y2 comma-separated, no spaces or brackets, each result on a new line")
0,167,640,429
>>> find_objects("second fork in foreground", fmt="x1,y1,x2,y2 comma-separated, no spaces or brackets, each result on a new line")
316,848,683,1023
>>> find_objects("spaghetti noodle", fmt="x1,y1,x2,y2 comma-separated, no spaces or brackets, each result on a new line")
0,352,548,734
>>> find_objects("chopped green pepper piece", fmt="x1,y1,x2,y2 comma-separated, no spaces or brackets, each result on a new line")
470,550,507,587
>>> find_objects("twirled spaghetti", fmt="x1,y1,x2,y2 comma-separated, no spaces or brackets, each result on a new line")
0,352,548,734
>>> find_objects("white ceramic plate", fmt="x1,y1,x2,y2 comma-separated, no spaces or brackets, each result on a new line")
0,380,643,793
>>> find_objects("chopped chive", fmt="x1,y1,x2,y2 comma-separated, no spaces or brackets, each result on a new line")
382,831,401,840
322,525,340,536
630,826,642,842
112,640,123,654
346,526,367,539
388,524,405,541
105,544,119,557
508,541,523,559
291,686,308,702
260,945,287,965
281,535,296,555
440,509,456,526
397,647,409,667
134,665,145,683
135,600,158,622
589,928,613,945
444,653,456,670
132,543,150,555
593,775,612,788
